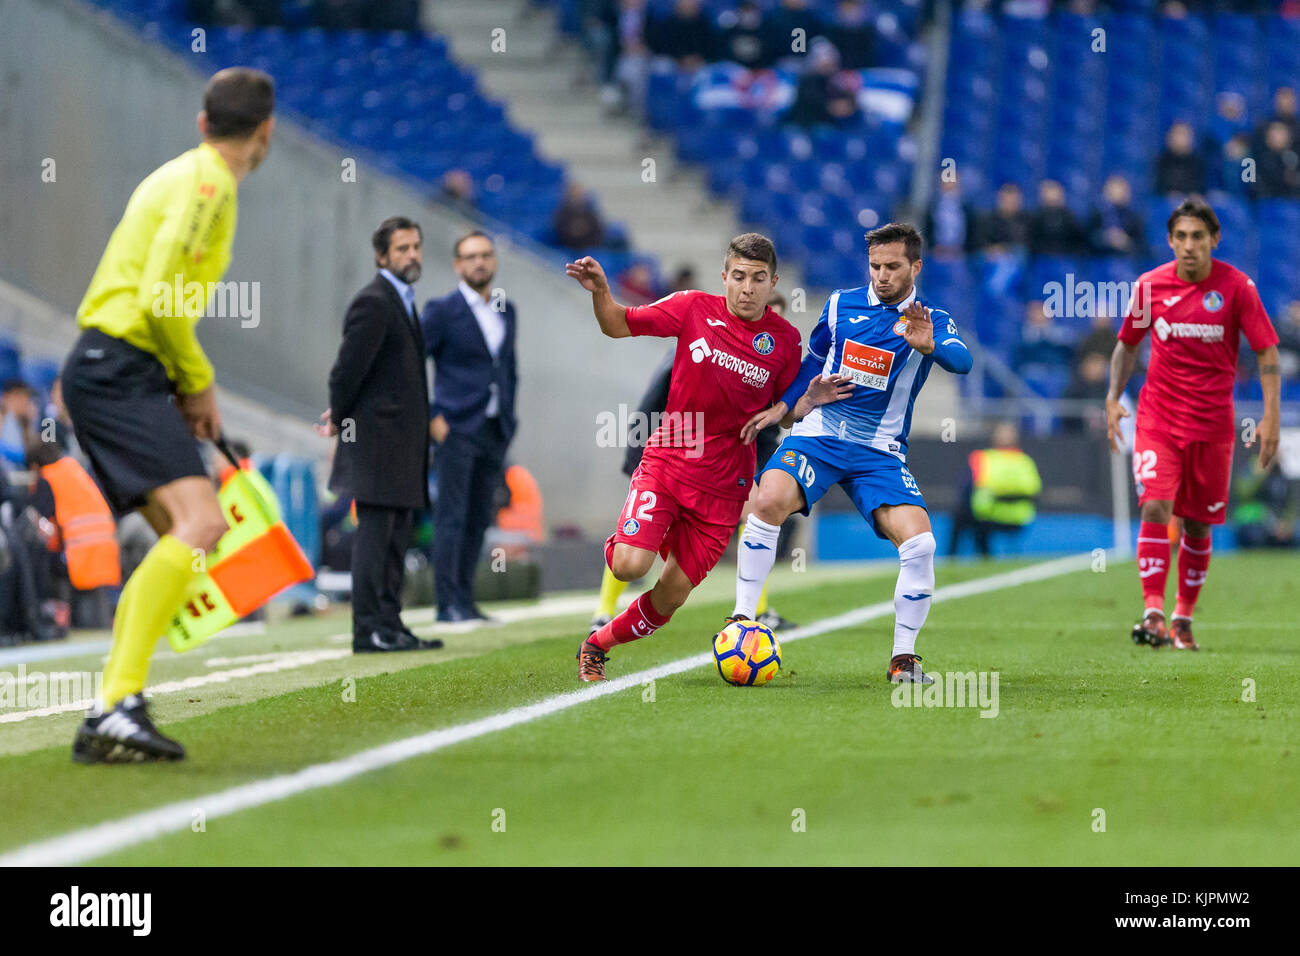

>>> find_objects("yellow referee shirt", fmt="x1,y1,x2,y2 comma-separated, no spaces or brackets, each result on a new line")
76,142,238,395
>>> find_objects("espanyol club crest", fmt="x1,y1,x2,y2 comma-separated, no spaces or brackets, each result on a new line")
752,332,775,355
1202,291,1224,312
782,450,797,466
892,318,908,336
622,518,640,535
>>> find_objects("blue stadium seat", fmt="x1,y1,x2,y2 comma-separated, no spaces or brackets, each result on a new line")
0,338,21,386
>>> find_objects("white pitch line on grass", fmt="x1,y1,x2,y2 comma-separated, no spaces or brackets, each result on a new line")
0,553,1091,867
0,649,351,724
0,621,267,668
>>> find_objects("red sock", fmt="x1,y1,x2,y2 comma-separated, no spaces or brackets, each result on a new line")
1174,533,1212,619
1136,521,1171,613
588,591,672,652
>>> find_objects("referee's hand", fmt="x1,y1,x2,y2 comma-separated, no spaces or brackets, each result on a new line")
179,385,222,441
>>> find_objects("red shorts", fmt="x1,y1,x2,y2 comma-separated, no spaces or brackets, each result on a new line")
610,464,744,586
1132,427,1234,524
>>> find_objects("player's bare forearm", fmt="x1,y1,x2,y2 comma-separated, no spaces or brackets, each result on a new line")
1257,345,1281,416
788,397,812,426
565,256,630,337
1103,340,1137,452
1256,345,1281,468
1106,340,1137,401
790,391,825,423
591,285,631,338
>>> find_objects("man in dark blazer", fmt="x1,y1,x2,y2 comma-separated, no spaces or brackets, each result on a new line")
421,230,518,622
319,216,442,653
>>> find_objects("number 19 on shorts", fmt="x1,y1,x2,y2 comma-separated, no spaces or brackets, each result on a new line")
793,453,816,488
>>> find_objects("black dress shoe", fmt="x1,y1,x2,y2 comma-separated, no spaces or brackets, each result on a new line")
467,604,495,622
394,625,444,650
353,630,427,653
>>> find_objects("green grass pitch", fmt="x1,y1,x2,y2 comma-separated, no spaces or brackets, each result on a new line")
0,552,1296,865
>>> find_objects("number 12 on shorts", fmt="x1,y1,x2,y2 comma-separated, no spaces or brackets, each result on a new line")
623,488,657,523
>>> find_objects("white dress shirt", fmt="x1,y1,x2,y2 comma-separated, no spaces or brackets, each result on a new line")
459,279,505,418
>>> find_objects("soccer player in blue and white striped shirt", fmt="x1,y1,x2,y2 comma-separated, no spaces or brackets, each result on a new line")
730,222,973,684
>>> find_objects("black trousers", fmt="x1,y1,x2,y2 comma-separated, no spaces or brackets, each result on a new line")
433,418,508,613
352,503,413,637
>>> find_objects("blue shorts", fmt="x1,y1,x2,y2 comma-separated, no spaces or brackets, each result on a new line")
759,435,927,539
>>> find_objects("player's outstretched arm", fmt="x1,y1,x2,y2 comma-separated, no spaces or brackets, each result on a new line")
564,256,630,338
1105,340,1138,452
789,373,855,422
1250,345,1281,468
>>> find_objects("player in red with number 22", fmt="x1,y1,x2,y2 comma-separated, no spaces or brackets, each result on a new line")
564,234,845,681
1106,198,1280,651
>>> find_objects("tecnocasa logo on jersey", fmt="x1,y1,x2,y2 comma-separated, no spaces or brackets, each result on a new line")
1153,317,1225,342
687,337,771,388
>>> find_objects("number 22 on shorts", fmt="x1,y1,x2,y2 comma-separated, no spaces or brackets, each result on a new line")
1133,448,1157,483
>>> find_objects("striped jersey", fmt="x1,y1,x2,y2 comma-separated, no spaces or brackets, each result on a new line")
780,283,969,461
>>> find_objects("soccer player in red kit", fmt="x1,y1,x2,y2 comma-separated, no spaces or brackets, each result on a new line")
564,234,804,681
1106,198,1281,650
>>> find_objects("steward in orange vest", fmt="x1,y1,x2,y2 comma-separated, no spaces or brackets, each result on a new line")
39,456,122,590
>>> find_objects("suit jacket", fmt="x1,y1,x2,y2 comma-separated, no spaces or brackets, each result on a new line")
327,274,430,509
421,288,518,444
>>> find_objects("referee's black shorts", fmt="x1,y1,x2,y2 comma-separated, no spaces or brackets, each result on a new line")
60,328,207,516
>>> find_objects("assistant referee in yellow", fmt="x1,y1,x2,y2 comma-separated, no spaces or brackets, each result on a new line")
60,68,275,764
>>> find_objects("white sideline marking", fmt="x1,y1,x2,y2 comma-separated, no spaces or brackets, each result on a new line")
0,650,350,724
0,554,1089,866
0,621,266,668
0,593,609,669
0,593,627,723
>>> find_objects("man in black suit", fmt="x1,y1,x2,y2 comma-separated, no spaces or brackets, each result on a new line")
421,231,518,623
319,216,442,653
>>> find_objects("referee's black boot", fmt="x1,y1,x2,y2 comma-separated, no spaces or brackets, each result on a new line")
72,694,186,764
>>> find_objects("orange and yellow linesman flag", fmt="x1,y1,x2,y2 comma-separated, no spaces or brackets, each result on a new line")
165,460,314,653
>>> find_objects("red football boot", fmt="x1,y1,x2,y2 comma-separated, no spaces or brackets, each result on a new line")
1169,617,1199,651
1131,610,1170,648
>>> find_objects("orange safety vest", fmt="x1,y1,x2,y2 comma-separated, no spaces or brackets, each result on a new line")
497,464,544,542
40,456,122,590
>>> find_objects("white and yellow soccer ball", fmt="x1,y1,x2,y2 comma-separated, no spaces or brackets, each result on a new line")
713,619,781,686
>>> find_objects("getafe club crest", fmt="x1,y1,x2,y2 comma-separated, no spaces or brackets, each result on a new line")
1202,290,1223,312
622,518,640,535
752,332,775,355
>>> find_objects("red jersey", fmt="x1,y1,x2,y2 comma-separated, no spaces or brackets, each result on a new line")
625,290,801,501
1118,259,1278,443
